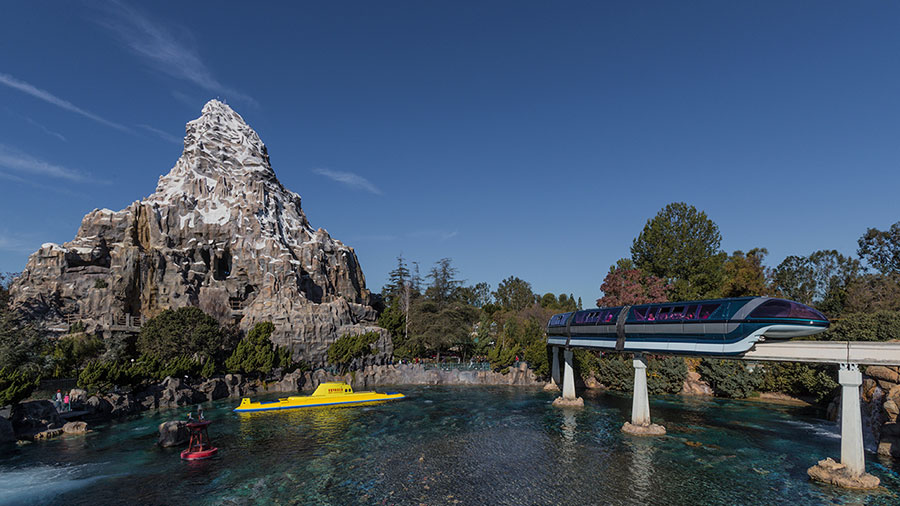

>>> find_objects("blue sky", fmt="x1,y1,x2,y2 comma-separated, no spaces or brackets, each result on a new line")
0,1,898,305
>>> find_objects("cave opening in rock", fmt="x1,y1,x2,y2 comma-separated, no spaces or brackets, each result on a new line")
213,250,232,281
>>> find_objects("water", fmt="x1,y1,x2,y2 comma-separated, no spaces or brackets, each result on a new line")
1,386,899,505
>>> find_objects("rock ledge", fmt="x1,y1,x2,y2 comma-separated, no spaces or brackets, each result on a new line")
552,397,584,408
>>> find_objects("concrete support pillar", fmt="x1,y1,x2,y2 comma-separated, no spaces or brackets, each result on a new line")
631,353,650,426
839,363,865,476
562,349,576,400
551,347,561,386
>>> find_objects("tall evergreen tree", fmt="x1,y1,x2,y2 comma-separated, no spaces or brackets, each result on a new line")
425,258,463,308
631,202,726,301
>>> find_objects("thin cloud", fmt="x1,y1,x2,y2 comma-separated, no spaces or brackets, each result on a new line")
409,230,459,242
97,2,256,106
0,144,87,182
137,124,182,145
0,72,129,131
313,168,383,195
0,171,83,196
23,116,67,142
0,232,39,254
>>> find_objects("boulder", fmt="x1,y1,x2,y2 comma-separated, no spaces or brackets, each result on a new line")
157,420,189,448
85,395,113,418
10,400,62,437
197,377,229,401
62,421,88,434
225,374,245,398
861,379,878,403
552,397,584,408
272,370,306,393
807,458,880,489
682,371,714,396
884,399,899,422
105,393,140,418
0,417,15,443
865,366,900,385
67,389,88,410
622,422,666,436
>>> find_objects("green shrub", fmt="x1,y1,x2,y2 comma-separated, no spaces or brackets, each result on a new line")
647,356,688,394
697,359,761,398
327,331,380,373
93,279,108,289
487,337,518,372
522,341,551,378
759,362,838,403
593,354,633,390
0,366,39,406
824,311,900,342
51,333,105,378
137,307,226,363
225,322,293,376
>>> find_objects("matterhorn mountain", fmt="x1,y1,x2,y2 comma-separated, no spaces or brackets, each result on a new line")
10,100,390,364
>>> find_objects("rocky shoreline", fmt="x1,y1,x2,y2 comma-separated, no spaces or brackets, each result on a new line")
1,363,543,443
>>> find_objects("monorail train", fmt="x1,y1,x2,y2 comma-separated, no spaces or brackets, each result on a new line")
546,297,829,355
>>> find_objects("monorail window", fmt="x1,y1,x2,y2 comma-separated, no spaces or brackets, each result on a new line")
656,307,673,320
698,304,719,320
604,309,617,323
748,300,827,320
665,306,686,320
684,305,699,319
548,313,571,327
583,311,601,324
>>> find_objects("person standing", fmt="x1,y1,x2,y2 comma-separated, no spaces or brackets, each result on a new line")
54,390,62,411
63,393,70,412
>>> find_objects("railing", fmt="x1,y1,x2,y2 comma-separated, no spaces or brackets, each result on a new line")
421,361,492,371
229,299,244,313
61,313,144,332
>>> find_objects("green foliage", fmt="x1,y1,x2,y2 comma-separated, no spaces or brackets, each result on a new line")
0,312,46,371
0,366,39,407
407,300,478,357
137,307,227,362
424,258,463,308
459,282,492,308
647,356,689,394
720,248,770,297
487,335,519,371
225,322,293,376
771,250,860,311
823,311,900,342
327,331,380,373
493,276,535,312
760,362,838,403
50,332,105,378
377,298,406,347
93,279,108,289
858,221,900,274
592,354,632,389
539,293,578,312
590,354,686,394
522,341,551,378
630,202,726,300
696,359,761,398
843,274,900,313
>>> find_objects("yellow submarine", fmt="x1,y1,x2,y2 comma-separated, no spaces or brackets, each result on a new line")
233,382,405,412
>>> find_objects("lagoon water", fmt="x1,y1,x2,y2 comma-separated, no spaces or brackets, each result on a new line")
1,386,899,505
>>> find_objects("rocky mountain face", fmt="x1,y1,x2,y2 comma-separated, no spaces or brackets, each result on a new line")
10,100,390,365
